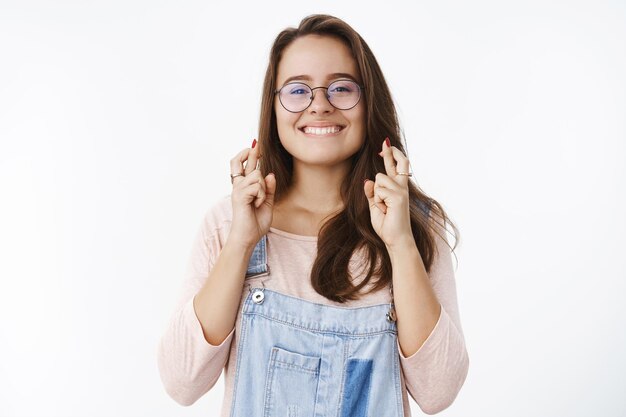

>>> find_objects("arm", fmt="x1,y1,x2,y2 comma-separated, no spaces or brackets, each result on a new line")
389,221,469,415
157,211,254,406
365,140,468,413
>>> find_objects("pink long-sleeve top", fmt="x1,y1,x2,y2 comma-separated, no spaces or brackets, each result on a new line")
157,195,469,416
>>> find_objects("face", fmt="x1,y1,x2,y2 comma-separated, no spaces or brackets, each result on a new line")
274,34,366,168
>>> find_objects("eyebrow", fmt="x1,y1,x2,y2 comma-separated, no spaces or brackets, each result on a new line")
280,72,359,85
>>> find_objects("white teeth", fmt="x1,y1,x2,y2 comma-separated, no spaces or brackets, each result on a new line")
303,126,342,135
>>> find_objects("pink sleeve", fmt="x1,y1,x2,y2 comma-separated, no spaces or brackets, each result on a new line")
397,221,470,414
157,207,235,406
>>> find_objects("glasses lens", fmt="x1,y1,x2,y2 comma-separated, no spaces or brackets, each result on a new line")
328,80,361,110
279,83,312,112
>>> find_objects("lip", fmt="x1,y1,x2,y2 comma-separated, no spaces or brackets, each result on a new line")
298,122,346,130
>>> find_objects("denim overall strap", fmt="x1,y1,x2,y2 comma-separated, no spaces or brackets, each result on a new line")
245,234,269,278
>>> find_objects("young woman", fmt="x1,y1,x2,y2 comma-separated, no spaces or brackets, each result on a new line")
158,14,469,417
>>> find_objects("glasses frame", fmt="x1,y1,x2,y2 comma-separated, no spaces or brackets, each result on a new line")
273,79,365,113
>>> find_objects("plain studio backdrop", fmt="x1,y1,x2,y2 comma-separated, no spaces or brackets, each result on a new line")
1,0,624,416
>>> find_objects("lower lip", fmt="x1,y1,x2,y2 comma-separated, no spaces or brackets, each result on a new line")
299,127,345,137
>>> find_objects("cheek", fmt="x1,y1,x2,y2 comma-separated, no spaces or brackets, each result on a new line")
351,100,365,122
275,106,299,129
350,106,366,132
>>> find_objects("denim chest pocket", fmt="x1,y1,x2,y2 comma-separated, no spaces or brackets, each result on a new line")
244,235,270,279
263,346,321,417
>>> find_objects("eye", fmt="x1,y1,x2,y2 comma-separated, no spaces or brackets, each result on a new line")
329,80,357,93
285,83,311,95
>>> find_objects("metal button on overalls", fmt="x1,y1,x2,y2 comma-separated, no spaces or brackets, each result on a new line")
251,288,265,304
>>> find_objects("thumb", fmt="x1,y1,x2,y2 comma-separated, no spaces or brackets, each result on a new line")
264,173,276,206
364,179,386,214
363,179,375,205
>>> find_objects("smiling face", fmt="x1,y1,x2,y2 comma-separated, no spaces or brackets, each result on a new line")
274,34,366,168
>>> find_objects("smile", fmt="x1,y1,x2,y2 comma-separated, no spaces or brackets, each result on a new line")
299,125,345,136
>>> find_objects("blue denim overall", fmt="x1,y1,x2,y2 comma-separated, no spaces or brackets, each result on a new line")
229,237,406,417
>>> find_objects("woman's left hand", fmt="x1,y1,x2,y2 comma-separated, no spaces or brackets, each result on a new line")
363,137,414,250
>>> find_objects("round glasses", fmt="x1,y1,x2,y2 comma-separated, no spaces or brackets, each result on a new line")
274,79,364,113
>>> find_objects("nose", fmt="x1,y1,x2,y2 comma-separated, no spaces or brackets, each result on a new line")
308,87,334,114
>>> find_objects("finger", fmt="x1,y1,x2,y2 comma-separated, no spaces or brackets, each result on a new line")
250,175,267,208
244,139,260,176
373,172,400,191
374,179,409,215
242,170,266,192
364,179,387,214
379,137,397,177
230,148,250,185
373,185,395,206
254,185,266,208
388,146,411,185
242,174,267,207
264,173,276,207
243,181,265,206
364,179,375,201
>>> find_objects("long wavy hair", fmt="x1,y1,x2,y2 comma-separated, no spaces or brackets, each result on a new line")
256,14,460,303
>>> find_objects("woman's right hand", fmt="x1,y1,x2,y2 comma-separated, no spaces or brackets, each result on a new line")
228,139,276,250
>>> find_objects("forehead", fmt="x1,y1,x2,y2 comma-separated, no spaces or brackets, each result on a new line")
276,35,360,85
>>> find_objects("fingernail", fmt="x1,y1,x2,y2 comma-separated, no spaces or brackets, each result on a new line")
363,178,369,184
385,137,391,148
251,138,257,149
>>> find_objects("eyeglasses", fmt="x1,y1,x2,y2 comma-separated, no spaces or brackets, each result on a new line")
274,79,364,113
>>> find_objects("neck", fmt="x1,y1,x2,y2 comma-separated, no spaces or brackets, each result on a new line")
280,160,350,214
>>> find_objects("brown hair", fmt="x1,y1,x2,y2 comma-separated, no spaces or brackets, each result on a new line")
257,14,460,303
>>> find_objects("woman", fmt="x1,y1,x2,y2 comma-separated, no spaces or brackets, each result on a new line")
158,14,469,417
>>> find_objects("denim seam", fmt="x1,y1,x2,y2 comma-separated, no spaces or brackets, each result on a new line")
313,335,325,417
273,360,319,374
393,337,404,415
363,363,373,416
263,348,278,417
336,338,350,417
243,312,396,337
229,292,251,417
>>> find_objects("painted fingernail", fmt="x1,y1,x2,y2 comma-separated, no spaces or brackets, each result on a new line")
251,138,257,149
363,178,369,184
385,137,391,148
